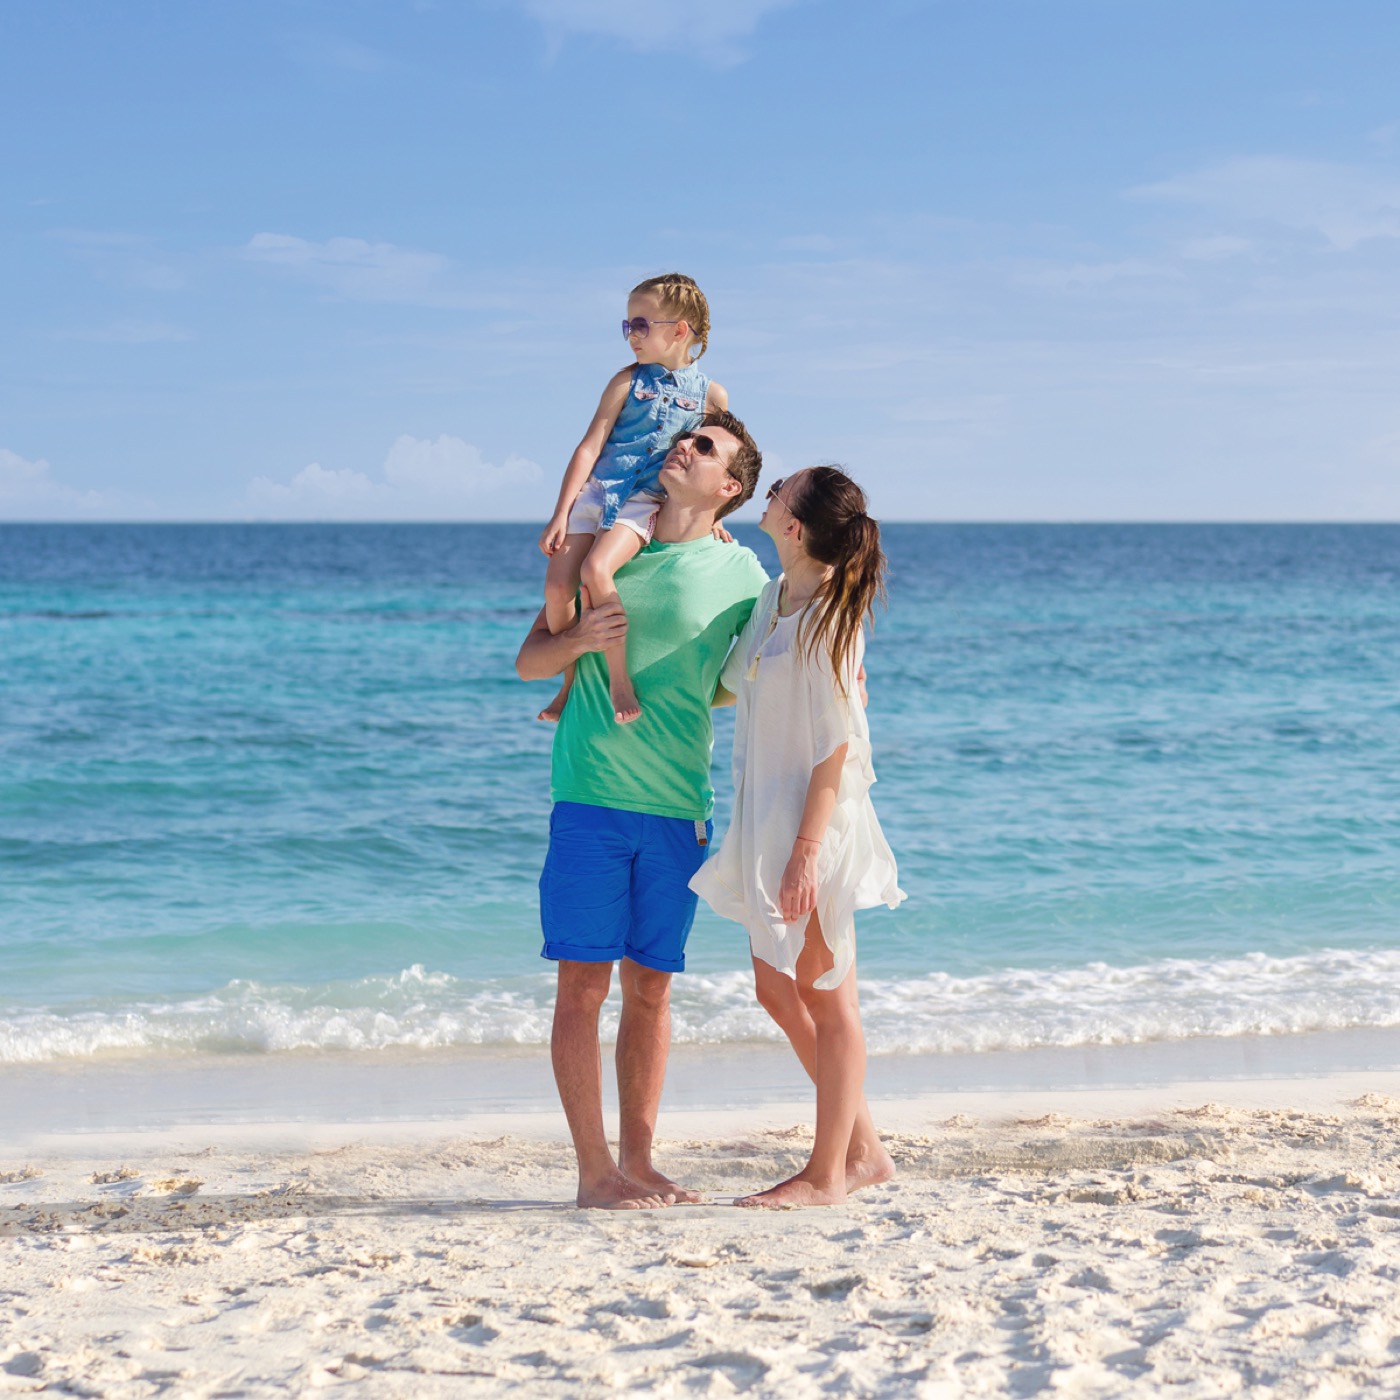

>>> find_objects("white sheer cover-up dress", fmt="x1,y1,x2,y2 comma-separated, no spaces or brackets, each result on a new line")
690,576,905,990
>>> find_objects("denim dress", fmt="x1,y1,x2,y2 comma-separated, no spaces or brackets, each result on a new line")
592,362,711,531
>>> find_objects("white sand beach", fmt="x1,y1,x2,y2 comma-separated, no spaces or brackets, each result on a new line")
6,1044,1400,1397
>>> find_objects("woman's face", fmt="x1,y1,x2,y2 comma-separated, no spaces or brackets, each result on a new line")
760,469,806,542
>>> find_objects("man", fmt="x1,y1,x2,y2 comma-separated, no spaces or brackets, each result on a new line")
516,410,766,1209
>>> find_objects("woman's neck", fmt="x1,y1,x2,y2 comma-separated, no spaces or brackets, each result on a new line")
778,548,831,614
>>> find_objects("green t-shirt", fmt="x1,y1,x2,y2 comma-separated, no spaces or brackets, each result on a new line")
551,536,768,820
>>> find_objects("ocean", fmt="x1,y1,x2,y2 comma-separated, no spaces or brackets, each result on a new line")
3,522,1400,1067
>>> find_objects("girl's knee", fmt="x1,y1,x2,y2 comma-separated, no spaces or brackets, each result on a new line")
578,555,615,599
544,575,578,610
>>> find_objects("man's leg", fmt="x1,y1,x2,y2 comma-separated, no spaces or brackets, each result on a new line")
616,959,699,1203
616,812,710,1203
552,959,670,1210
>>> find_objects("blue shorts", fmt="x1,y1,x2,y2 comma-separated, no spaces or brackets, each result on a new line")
539,802,713,973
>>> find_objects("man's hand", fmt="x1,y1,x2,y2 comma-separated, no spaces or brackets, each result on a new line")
515,592,627,681
573,591,628,654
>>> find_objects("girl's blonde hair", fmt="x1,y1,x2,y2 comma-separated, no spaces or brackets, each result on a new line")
631,272,711,359
790,466,888,693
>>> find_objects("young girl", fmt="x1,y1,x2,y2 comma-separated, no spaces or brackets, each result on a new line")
537,272,728,724
691,466,905,1208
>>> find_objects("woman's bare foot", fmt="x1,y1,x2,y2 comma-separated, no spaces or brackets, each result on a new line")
735,1171,847,1209
846,1147,896,1193
620,1162,701,1204
611,682,642,725
576,1169,673,1210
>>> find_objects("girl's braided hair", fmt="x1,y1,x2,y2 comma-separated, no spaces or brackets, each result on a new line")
790,466,888,694
631,272,711,359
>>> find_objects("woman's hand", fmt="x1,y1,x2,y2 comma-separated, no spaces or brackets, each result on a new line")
778,839,821,923
539,513,570,556
710,521,735,544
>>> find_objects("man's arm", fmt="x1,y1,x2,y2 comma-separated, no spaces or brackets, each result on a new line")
515,595,628,681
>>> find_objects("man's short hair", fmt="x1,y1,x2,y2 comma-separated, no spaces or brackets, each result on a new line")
704,409,762,520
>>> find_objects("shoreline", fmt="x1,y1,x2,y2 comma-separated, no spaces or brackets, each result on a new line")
6,1024,1400,1144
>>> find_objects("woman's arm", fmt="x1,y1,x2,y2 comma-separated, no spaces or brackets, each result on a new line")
540,369,633,556
777,742,848,924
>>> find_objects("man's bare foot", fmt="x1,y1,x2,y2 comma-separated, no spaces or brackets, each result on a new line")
846,1147,896,1193
620,1161,701,1204
611,682,642,725
735,1172,847,1209
576,1169,673,1210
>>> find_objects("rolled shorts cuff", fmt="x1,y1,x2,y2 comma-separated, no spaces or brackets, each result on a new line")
541,942,686,974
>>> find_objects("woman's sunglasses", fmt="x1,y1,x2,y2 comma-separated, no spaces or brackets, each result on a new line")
766,477,802,520
622,317,679,340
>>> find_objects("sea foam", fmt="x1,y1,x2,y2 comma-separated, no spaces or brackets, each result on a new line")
3,948,1400,1064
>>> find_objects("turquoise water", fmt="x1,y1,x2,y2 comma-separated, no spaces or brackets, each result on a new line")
3,523,1400,1061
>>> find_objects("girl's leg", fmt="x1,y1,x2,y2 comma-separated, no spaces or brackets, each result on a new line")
538,534,595,723
750,955,894,1192
578,524,646,724
738,918,872,1208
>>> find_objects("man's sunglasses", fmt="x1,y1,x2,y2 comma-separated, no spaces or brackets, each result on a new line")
622,317,679,340
671,431,718,457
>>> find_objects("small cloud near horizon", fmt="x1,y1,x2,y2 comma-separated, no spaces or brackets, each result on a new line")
0,448,115,517
244,434,542,520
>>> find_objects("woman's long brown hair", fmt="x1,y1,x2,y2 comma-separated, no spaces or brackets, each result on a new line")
789,466,887,692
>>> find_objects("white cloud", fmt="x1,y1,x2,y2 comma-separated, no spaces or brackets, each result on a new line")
245,435,542,520
1131,157,1400,250
243,233,454,304
516,0,801,62
0,449,111,517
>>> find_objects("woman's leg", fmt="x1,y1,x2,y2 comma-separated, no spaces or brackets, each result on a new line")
579,524,645,724
750,954,893,1191
738,917,879,1207
538,534,595,722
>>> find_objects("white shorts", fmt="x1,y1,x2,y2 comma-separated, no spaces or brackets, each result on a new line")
566,478,661,543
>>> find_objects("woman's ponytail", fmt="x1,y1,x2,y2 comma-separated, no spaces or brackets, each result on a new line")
790,467,887,692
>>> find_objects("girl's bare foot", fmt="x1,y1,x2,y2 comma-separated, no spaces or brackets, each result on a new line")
735,1171,847,1209
846,1147,896,1193
538,685,569,723
611,682,642,725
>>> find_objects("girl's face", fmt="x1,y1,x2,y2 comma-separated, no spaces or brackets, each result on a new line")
624,291,683,361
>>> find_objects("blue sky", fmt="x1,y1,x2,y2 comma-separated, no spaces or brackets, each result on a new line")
3,0,1398,521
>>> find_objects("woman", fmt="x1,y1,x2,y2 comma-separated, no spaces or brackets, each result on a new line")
691,466,905,1207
